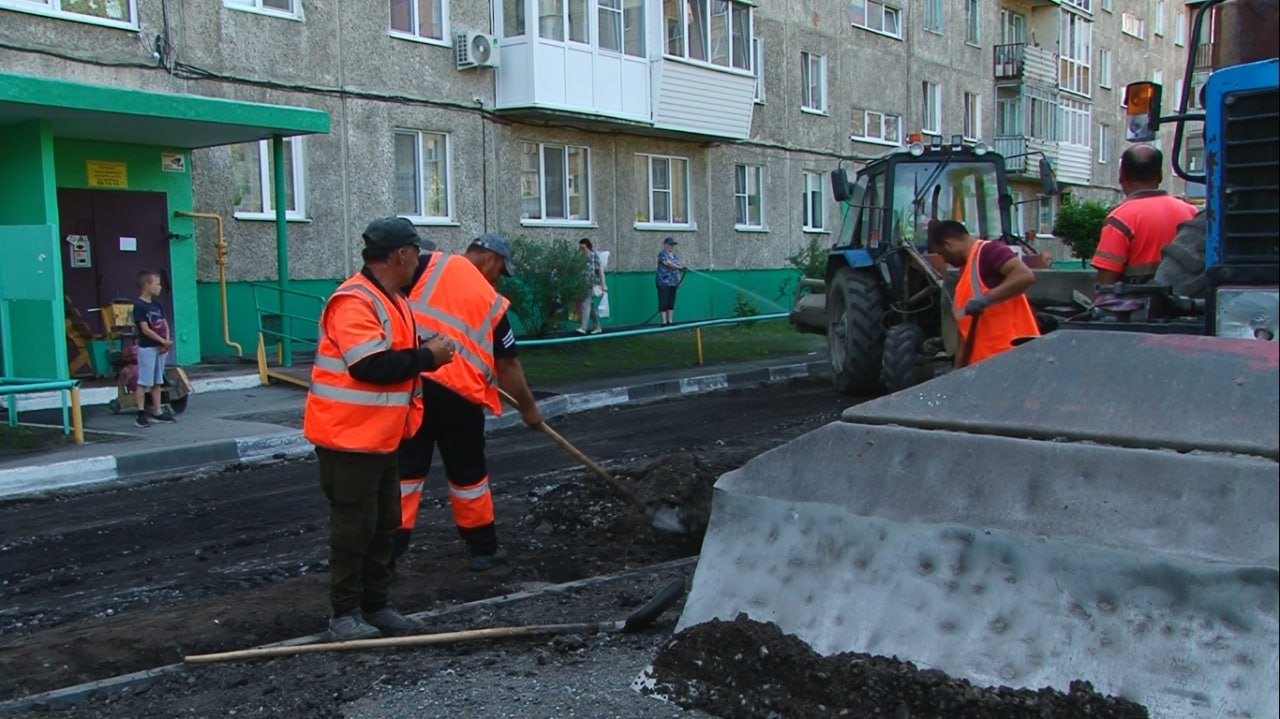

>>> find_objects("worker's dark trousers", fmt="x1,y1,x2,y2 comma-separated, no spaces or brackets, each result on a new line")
395,381,495,564
316,446,400,617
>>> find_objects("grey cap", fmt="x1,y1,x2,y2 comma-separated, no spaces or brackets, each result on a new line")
469,233,516,276
362,217,436,252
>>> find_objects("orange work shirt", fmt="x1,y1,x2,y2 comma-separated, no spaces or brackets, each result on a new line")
1092,190,1198,283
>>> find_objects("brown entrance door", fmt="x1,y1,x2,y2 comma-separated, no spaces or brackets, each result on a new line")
57,189,172,375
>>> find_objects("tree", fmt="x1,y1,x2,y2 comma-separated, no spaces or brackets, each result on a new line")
1053,197,1113,260
498,237,589,338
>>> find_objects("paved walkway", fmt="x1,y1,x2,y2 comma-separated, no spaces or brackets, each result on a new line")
0,355,828,500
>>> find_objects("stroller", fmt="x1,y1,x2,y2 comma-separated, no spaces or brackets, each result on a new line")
101,300,192,415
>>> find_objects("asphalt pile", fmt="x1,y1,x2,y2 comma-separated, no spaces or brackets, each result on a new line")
642,614,1150,719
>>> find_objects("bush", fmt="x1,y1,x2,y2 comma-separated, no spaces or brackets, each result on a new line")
777,235,831,302
498,236,589,338
1053,197,1113,260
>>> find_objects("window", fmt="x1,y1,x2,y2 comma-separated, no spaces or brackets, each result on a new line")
1098,49,1112,89
663,0,751,69
226,0,296,15
393,131,451,221
1122,12,1145,39
231,138,305,220
1061,0,1091,12
1026,88,1058,140
802,171,825,232
1190,71,1209,110
1038,196,1056,236
996,95,1022,136
2,0,137,25
1174,11,1186,46
733,165,764,228
801,52,827,113
923,0,942,34
1154,1,1165,36
597,0,645,54
852,109,903,145
964,0,979,44
521,143,591,223
1000,9,1026,44
922,81,942,135
1100,0,1111,12
636,154,691,226
390,0,444,41
1058,96,1091,147
753,37,765,102
1059,12,1092,97
963,92,982,140
851,0,901,39
1186,135,1205,173
504,0,525,36
1097,123,1111,163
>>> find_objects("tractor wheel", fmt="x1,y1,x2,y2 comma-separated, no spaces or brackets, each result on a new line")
881,323,927,394
826,268,885,396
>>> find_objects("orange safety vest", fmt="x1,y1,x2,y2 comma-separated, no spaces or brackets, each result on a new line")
303,272,422,454
407,253,510,414
953,240,1040,366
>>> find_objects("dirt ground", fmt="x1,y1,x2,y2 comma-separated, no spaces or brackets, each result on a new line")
0,382,1151,717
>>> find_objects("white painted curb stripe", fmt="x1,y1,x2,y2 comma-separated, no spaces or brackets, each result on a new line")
12,372,261,412
0,456,117,500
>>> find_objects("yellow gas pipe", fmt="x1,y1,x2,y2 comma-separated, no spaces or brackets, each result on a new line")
174,211,243,357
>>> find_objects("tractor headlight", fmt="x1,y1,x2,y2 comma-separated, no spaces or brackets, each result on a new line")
1215,286,1279,341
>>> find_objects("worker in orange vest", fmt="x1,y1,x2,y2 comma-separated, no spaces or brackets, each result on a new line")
394,233,543,573
927,220,1040,367
303,217,456,642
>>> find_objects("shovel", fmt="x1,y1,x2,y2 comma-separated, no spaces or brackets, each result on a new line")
498,388,690,534
185,578,686,664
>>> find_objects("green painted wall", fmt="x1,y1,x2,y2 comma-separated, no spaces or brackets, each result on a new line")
196,268,800,358
53,140,198,366
0,120,65,378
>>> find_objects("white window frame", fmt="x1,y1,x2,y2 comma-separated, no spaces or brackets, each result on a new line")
389,0,448,45
923,0,943,34
1154,0,1165,36
753,37,765,103
801,52,827,115
1,0,138,28
661,0,753,72
733,164,765,230
636,154,693,229
232,137,307,222
1098,49,1112,89
1122,12,1146,40
802,171,826,232
393,130,454,225
1174,10,1186,46
224,0,300,20
963,92,982,141
852,109,903,146
1000,9,1026,44
520,142,593,226
1061,0,1091,13
1100,0,1112,12
964,0,980,44
922,81,942,136
1057,95,1091,148
1059,11,1092,98
851,0,902,40
1097,123,1111,163
597,0,645,56
1038,195,1056,236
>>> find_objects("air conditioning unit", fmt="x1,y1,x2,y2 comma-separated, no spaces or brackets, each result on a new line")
455,32,500,70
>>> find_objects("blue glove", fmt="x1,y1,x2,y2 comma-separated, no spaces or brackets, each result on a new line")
963,294,991,317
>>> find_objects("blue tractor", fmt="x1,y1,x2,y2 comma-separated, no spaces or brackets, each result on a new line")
1072,0,1278,339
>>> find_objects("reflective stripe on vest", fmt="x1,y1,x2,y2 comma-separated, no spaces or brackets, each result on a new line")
449,477,491,501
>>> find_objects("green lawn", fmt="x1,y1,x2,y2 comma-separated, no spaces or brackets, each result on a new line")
519,320,825,387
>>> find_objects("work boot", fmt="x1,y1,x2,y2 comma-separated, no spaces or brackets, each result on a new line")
134,411,150,428
363,607,425,636
468,549,510,572
325,611,381,642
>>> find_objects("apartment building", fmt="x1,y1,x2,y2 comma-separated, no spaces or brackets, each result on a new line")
0,0,1191,375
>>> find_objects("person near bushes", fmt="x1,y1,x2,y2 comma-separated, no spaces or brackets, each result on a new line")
576,238,607,334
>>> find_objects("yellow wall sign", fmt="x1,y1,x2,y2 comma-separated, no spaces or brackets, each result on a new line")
86,160,128,188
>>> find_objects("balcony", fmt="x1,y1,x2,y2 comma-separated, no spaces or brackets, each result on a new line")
992,42,1057,87
1193,42,1214,70
492,1,757,140
994,135,1058,181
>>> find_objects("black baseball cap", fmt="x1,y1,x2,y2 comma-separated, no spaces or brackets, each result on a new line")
663,236,678,245
469,233,516,276
362,217,435,251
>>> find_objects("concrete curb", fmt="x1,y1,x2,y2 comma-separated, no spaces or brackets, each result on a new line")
12,372,262,412
0,360,827,501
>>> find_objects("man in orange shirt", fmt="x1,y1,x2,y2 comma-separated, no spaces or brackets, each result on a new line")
928,220,1039,367
1092,145,1198,286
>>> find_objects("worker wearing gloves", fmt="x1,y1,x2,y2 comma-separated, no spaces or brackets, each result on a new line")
927,220,1040,366
303,217,456,642
394,233,543,573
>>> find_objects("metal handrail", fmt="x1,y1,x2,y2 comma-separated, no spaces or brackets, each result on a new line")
1,377,84,443
993,42,1025,80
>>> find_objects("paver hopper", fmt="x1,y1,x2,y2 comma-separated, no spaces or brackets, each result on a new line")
677,331,1278,718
